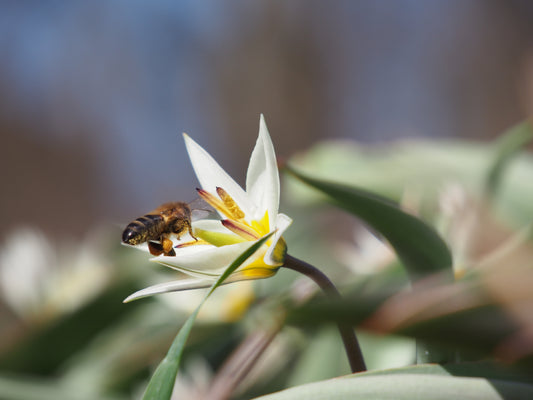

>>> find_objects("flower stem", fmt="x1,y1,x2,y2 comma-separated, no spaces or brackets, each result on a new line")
282,254,367,373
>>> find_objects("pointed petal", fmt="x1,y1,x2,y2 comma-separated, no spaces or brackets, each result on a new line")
264,213,293,265
151,240,263,276
183,133,256,217
246,115,280,223
123,278,215,302
123,269,274,303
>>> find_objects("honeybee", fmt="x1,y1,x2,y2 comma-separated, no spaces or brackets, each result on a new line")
122,201,198,256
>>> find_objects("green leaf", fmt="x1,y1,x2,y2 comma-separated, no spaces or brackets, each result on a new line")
252,370,533,400
353,362,533,384
485,120,533,198
284,135,533,228
285,166,452,281
0,278,143,375
141,232,275,400
0,374,126,400
288,276,533,369
287,326,351,386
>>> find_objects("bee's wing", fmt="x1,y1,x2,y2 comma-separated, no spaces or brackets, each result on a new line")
188,197,217,221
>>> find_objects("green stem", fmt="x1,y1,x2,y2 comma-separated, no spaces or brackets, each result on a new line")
282,254,367,373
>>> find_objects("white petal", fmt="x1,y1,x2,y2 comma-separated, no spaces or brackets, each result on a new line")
246,115,280,222
183,133,256,217
264,213,293,265
123,271,267,303
121,241,150,254
151,241,262,277
121,232,199,253
123,278,214,302
193,219,230,233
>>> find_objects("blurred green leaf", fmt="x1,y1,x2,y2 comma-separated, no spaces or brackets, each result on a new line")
0,374,126,400
58,303,187,394
285,135,533,226
287,326,350,386
354,362,532,384
253,367,533,400
142,233,274,400
285,166,453,282
287,275,533,369
0,278,144,375
486,120,533,198
356,332,415,371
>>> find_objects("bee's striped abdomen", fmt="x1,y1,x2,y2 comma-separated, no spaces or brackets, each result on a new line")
122,214,164,245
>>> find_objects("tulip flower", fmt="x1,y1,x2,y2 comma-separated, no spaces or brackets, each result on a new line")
124,116,292,302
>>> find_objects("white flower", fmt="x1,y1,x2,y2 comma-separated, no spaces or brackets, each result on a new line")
124,115,292,302
0,227,110,320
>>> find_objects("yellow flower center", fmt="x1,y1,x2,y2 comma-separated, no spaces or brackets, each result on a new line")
196,187,271,243
182,187,287,269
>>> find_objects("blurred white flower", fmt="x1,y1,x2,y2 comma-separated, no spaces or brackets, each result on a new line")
0,227,110,321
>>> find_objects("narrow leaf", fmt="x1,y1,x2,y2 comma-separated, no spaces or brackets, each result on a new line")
285,166,452,281
141,232,275,400
486,120,533,197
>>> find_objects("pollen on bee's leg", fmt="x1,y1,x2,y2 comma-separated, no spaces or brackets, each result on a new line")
161,237,175,256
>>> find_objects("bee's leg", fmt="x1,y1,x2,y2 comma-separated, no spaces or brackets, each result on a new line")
187,220,198,241
148,241,164,256
161,236,176,256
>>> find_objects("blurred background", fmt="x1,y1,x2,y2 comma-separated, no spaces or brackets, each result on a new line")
2,2,533,399
1,1,533,240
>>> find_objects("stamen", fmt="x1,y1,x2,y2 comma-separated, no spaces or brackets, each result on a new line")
175,239,210,248
196,188,235,220
222,219,260,241
216,187,245,220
